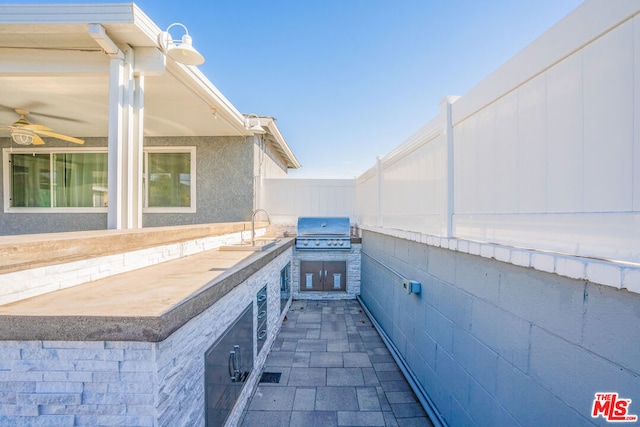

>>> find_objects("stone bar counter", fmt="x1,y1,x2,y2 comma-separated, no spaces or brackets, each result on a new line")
0,224,292,426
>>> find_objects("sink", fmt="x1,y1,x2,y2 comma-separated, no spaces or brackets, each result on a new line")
219,239,279,252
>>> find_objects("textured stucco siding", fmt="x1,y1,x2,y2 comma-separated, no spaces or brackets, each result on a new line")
143,136,255,227
0,135,266,234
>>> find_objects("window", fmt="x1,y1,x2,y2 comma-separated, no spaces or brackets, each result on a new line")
3,146,196,213
4,148,108,212
144,147,196,212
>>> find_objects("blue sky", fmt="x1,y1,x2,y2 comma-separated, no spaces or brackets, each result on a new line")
11,0,584,178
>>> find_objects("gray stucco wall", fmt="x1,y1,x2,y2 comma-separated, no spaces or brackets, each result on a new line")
143,136,254,228
0,136,261,235
359,230,640,426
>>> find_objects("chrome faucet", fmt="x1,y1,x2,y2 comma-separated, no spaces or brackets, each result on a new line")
251,209,271,246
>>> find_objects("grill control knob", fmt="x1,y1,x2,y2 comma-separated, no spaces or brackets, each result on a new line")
315,239,320,246
339,240,344,246
303,239,309,246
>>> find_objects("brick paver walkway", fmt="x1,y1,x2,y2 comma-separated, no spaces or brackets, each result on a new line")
240,299,433,426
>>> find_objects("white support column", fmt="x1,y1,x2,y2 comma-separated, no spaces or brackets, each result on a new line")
122,47,135,229
107,45,142,230
93,24,145,231
107,54,124,230
132,74,145,228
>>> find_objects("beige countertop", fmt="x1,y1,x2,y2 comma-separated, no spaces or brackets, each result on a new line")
0,221,268,274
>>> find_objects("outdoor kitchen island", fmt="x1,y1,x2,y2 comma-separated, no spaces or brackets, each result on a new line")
292,217,362,300
0,232,295,427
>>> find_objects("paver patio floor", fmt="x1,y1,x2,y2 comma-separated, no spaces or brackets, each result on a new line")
240,299,433,427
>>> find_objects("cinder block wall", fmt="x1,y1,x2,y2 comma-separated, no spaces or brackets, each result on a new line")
359,230,640,426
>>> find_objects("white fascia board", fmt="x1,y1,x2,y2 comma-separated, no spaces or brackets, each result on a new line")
452,0,640,125
0,3,137,25
265,120,302,169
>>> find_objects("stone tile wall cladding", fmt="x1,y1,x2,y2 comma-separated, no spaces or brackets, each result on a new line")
359,229,640,426
291,243,361,300
0,250,291,427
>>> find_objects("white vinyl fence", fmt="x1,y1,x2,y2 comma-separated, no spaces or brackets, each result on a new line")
263,1,640,266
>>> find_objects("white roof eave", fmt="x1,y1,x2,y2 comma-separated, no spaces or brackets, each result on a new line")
0,2,249,137
265,120,301,169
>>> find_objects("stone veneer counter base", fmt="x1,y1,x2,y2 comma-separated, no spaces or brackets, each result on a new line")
0,238,294,342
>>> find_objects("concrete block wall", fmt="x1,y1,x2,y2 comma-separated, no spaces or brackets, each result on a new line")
291,244,361,300
359,229,640,426
0,249,291,426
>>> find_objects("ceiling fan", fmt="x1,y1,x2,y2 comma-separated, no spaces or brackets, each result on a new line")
1,108,84,145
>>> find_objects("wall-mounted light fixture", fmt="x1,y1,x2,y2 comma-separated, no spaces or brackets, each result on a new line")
244,114,267,134
158,23,205,66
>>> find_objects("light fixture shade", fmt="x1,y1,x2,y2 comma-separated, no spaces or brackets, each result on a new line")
11,128,34,145
167,34,205,66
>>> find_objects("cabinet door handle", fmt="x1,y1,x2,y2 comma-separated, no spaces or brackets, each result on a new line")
234,345,241,379
228,350,236,381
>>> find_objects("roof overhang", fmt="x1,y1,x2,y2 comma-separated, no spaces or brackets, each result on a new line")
245,114,301,169
0,3,254,139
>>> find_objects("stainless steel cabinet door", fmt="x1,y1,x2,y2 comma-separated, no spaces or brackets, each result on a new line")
205,304,253,427
300,261,324,292
300,260,346,292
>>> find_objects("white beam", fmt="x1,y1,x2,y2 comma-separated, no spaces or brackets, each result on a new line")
0,48,108,74
88,23,121,57
133,47,165,76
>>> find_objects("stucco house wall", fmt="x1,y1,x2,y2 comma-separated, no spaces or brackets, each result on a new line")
0,134,286,235
141,136,255,228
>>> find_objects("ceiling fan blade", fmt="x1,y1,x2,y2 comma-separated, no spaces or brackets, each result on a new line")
34,129,84,144
0,105,18,113
0,104,83,123
32,134,45,145
30,111,84,123
22,124,52,131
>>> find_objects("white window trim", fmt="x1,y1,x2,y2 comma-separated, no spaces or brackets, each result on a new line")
3,147,108,214
143,146,197,214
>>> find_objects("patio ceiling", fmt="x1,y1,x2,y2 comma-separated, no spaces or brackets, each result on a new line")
0,5,248,140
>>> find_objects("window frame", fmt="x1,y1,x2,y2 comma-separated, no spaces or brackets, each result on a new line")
143,146,197,214
3,147,109,214
2,146,198,214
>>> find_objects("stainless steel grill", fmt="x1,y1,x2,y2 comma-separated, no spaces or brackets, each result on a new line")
296,217,351,250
